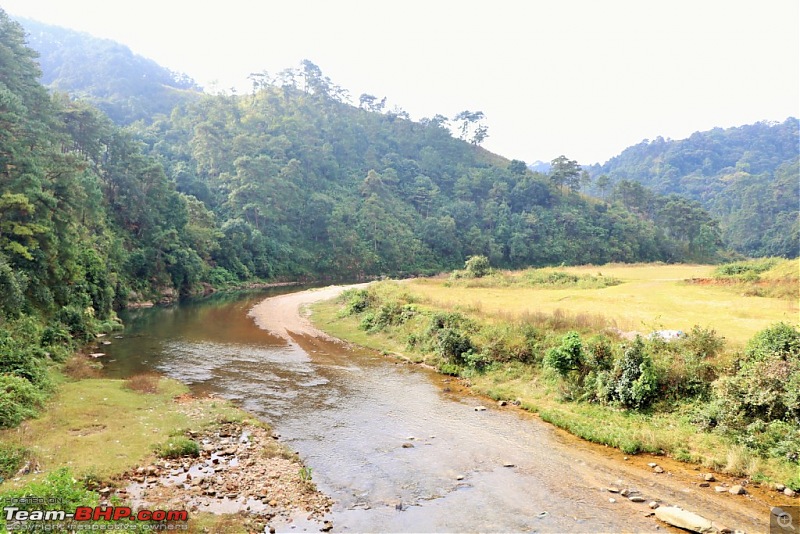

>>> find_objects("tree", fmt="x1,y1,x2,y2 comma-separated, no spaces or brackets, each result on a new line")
549,155,581,193
453,110,489,145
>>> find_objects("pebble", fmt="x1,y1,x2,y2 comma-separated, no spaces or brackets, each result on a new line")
784,487,797,497
629,496,645,503
474,406,487,411
609,498,616,503
698,482,710,488
653,466,664,473
497,400,507,406
704,473,716,482
775,484,786,492
607,487,620,493
649,501,659,509
456,475,465,481
502,462,515,468
401,443,414,448
715,486,728,493
647,463,658,468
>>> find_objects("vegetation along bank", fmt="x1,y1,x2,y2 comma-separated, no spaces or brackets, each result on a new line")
310,259,800,491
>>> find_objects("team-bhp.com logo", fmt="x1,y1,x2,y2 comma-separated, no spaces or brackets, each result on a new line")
4,504,188,531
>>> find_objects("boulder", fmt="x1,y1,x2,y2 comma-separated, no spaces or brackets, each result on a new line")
728,485,746,495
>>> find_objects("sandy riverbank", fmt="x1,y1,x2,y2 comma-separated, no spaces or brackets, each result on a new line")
248,284,368,342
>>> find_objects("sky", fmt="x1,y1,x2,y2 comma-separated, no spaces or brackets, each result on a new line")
3,0,798,165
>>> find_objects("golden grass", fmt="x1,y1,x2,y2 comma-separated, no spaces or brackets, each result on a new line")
407,262,799,346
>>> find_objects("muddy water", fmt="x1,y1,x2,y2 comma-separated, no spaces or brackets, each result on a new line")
103,290,666,533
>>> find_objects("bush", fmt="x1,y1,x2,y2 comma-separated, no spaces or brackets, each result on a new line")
436,328,474,364
608,337,659,410
713,323,800,426
0,467,99,531
464,255,491,278
54,305,94,342
544,331,584,377
0,375,45,428
155,437,200,459
0,444,28,481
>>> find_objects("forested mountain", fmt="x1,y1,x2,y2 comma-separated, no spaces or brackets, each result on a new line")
588,120,799,257
15,17,201,124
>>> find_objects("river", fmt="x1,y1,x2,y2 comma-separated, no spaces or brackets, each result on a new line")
102,288,766,533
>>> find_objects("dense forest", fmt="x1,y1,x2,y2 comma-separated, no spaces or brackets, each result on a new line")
587,120,799,258
17,17,201,124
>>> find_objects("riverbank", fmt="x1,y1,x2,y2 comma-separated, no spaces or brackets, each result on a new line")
304,277,797,532
0,365,331,532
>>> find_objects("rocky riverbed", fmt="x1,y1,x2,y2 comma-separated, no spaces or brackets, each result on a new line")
113,409,333,532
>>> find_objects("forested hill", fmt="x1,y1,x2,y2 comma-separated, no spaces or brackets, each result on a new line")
1,5,722,325
15,17,201,124
588,119,799,257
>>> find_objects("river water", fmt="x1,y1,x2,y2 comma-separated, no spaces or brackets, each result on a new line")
102,289,664,533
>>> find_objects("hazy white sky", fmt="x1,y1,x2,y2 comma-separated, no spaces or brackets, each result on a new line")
3,0,798,164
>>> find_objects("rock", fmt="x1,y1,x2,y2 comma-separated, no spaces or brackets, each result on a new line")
607,487,620,493
784,487,797,497
698,482,710,488
704,473,715,482
320,521,333,532
269,500,278,507
654,506,714,533
647,463,658,468
620,489,630,497
101,341,112,345
95,333,107,338
714,486,728,493
609,498,616,503
629,496,646,503
270,528,276,534
401,442,414,448
649,501,659,509
653,466,664,473
497,400,507,406
89,353,106,358
502,462,515,468
729,485,746,495
456,475,465,481
474,406,487,411
775,483,786,492
623,456,629,461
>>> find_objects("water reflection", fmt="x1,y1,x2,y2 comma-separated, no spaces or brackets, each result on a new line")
103,289,652,533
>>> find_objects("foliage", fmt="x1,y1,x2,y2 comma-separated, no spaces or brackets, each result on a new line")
0,443,28,481
464,255,491,278
0,468,100,531
155,437,200,459
604,337,659,409
0,374,46,428
544,331,584,377
589,119,800,258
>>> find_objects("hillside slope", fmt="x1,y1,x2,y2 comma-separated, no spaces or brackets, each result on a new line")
16,17,201,124
589,119,799,257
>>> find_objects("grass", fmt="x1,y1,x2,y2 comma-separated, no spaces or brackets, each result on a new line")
0,372,244,487
309,261,800,485
409,261,798,347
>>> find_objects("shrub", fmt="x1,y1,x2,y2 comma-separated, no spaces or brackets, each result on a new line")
610,337,659,409
343,289,371,315
544,331,584,377
0,467,99,531
464,255,491,278
155,437,200,459
0,444,28,481
713,323,800,426
54,305,93,342
436,328,474,364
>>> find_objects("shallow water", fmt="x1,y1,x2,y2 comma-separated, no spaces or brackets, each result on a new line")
103,289,661,533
